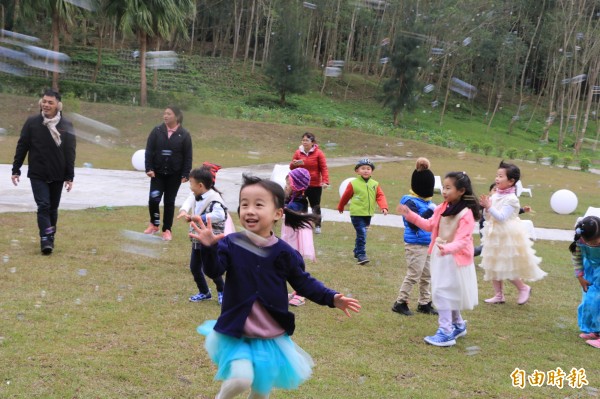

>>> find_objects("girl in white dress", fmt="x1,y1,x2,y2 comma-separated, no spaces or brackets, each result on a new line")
398,171,480,347
479,161,546,305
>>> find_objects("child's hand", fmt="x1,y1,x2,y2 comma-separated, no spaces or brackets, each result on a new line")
177,210,190,222
382,208,388,215
479,195,491,209
333,293,361,317
578,276,591,292
189,215,224,246
396,204,409,216
436,242,447,255
523,206,532,213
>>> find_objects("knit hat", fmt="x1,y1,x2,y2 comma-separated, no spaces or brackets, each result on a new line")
355,158,375,171
288,168,311,191
411,157,435,198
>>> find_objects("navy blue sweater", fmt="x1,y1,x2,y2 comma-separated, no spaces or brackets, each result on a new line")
202,232,338,338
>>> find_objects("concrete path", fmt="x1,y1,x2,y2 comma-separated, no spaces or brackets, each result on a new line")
0,156,574,241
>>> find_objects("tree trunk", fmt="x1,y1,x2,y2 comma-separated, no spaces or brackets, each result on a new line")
261,1,273,65
139,32,148,107
251,0,261,73
51,9,60,91
92,22,105,84
344,6,357,68
152,39,160,90
508,0,544,135
189,9,196,53
232,0,243,64
574,59,600,154
244,0,255,65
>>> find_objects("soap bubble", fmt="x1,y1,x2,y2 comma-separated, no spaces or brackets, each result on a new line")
78,269,88,276
64,0,97,11
465,346,481,356
150,190,161,198
449,77,477,99
2,255,9,263
146,51,178,70
83,162,93,168
74,298,82,305
90,248,97,255
324,67,342,77
41,290,47,298
462,37,472,46
9,267,16,273
423,84,435,93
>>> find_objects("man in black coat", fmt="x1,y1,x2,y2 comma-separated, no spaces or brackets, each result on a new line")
11,89,76,255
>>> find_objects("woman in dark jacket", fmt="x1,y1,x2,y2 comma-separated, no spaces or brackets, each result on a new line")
144,105,193,241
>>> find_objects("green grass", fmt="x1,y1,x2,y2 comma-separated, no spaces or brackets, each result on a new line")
0,208,598,398
1,93,599,397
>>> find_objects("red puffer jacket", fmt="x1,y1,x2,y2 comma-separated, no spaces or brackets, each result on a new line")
289,145,329,187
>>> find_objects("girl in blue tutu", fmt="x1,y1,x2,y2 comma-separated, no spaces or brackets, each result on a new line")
570,216,600,349
190,174,361,399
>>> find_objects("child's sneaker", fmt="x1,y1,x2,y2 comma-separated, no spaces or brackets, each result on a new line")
586,338,600,349
357,256,370,265
217,291,224,305
391,300,413,316
424,328,456,347
189,291,212,302
579,332,599,340
452,321,467,339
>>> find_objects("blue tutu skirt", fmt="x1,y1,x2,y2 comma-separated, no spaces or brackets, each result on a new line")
197,320,314,395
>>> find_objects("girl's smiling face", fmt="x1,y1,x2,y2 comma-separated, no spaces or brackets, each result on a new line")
495,168,515,190
239,184,283,238
442,177,465,204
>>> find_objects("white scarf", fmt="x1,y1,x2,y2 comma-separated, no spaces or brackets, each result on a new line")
42,112,62,146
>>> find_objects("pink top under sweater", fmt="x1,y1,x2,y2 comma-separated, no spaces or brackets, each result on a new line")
404,201,475,266
242,232,286,338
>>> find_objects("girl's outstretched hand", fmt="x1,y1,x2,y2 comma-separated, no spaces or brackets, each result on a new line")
333,293,361,317
189,215,224,246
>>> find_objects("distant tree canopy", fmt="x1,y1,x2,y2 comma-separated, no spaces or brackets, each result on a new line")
1,0,598,153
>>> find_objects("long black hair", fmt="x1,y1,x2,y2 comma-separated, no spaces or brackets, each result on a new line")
569,216,600,253
444,171,480,220
239,174,317,230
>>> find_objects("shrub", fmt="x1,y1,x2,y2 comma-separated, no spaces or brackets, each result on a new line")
496,146,505,157
521,149,532,160
579,158,591,172
563,155,573,169
549,153,559,166
61,92,81,113
482,143,493,155
534,150,544,163
506,148,518,159
470,142,480,153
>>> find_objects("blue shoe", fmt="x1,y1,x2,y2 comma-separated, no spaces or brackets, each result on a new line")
189,291,212,302
424,328,456,347
357,256,370,265
217,291,224,305
452,321,467,339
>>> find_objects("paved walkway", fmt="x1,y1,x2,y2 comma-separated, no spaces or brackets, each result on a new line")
0,156,574,241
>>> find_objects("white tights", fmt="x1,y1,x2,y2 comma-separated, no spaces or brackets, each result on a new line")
215,359,269,399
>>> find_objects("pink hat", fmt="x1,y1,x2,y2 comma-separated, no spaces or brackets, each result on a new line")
288,168,310,191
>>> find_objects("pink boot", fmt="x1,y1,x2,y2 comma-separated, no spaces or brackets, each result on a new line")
484,280,505,304
511,279,531,305
586,339,600,349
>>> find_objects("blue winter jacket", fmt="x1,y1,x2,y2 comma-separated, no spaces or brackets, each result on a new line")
400,195,434,245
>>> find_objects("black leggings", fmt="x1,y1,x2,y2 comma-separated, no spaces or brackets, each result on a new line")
148,173,182,231
304,186,322,227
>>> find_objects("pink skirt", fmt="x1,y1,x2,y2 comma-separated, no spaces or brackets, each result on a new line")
281,224,316,262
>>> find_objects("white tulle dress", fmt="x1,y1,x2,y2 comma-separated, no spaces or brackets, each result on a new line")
479,193,546,281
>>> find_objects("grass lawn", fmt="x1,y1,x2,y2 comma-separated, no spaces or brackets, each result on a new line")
1,93,599,398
